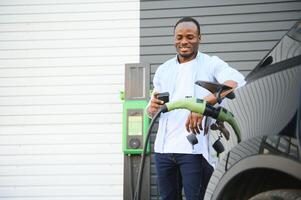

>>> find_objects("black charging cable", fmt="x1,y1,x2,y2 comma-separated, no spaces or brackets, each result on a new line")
133,108,164,200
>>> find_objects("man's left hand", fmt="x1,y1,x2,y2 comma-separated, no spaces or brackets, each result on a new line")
185,112,203,134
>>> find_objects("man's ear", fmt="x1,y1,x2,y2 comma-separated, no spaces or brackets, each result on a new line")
199,35,201,42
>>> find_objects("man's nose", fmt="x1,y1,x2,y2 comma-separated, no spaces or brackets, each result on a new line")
181,39,188,45
180,38,188,45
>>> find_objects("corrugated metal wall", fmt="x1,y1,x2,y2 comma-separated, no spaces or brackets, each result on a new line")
139,0,301,199
0,0,139,199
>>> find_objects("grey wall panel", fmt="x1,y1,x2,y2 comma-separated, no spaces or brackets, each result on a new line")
141,0,296,10
142,2,301,19
141,21,295,36
140,1,301,199
141,41,275,55
141,31,288,46
142,51,269,63
141,12,301,28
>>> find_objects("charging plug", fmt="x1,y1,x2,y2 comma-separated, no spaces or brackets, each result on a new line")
186,133,198,145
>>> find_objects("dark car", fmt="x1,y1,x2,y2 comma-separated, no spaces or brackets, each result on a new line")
204,20,301,199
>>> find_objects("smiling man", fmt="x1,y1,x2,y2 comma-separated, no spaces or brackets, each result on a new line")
146,17,246,200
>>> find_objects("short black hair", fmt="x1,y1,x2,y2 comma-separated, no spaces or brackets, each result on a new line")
174,17,201,36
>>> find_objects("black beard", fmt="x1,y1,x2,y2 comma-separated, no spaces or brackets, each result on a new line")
179,52,193,58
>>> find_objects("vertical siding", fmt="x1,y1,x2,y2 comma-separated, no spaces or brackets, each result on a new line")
0,0,139,199
139,0,301,199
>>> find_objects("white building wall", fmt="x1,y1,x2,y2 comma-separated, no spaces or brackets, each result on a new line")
0,0,139,199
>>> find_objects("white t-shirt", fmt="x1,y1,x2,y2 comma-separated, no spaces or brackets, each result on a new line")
149,52,246,163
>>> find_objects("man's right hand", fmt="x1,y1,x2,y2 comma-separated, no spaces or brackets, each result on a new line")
147,91,164,118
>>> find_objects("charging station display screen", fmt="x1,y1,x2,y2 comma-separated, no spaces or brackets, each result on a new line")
128,115,143,136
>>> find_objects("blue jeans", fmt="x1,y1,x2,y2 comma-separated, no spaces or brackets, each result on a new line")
154,153,214,200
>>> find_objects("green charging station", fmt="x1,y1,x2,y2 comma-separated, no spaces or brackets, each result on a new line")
122,63,150,200
122,63,150,154
122,101,150,154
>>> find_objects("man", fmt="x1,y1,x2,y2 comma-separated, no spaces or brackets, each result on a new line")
146,17,245,200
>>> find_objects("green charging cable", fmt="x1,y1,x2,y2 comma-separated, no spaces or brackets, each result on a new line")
162,97,241,142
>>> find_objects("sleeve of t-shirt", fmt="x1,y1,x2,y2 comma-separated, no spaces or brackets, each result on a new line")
145,65,162,118
211,56,246,88
153,66,162,92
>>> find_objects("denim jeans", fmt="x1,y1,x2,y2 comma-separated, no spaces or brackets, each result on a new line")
154,153,214,200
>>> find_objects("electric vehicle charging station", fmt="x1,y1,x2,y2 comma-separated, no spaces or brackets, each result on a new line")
122,63,150,200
